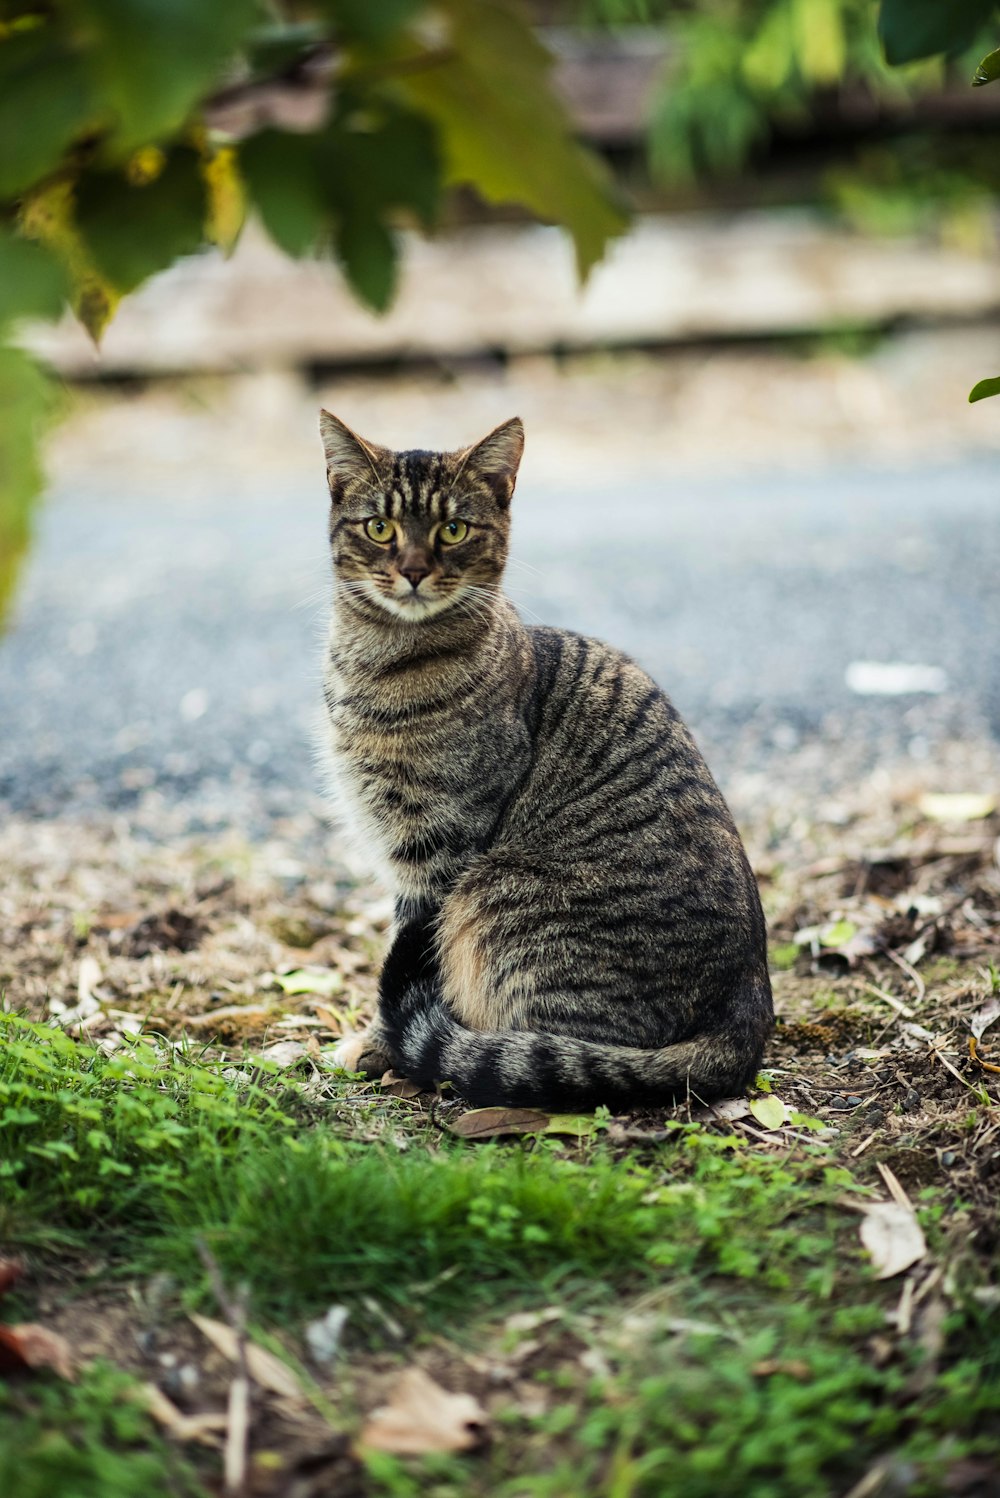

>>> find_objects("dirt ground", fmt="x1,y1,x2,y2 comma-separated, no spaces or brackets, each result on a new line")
2,751,999,1492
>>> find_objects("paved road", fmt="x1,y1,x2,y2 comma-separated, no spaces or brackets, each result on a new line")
2,452,998,834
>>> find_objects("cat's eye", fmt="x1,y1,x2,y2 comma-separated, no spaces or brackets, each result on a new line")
365,517,394,544
439,519,469,545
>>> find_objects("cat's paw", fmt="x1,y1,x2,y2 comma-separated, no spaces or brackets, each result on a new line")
330,1033,392,1077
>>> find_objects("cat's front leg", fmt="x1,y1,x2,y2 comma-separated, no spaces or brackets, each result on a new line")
331,905,440,1077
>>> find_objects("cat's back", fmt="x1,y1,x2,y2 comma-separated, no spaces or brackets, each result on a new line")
510,623,753,906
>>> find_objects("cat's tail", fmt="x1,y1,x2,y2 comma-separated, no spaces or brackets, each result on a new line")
384,978,770,1111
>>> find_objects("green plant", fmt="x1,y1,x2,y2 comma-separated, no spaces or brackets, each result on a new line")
0,0,627,624
0,1362,205,1498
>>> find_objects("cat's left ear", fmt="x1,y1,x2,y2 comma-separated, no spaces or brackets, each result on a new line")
460,417,524,508
319,410,388,500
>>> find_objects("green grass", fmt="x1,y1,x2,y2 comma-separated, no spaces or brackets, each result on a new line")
0,1363,205,1498
2,1014,1000,1497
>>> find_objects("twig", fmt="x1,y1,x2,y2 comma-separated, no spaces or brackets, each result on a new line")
850,1130,879,1158
864,982,914,1020
885,948,926,1005
196,1242,251,1497
876,1161,912,1210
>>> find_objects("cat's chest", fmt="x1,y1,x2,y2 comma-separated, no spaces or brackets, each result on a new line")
323,671,462,895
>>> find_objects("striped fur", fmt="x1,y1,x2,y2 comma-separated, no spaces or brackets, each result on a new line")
320,411,773,1109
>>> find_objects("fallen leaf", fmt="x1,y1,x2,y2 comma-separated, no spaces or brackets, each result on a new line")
312,1002,344,1032
448,1107,550,1139
359,1367,488,1454
970,998,1000,1042
190,1314,305,1400
845,661,947,696
708,1097,752,1122
0,1323,75,1380
142,1384,228,1445
261,968,344,997
0,1260,23,1299
304,1305,349,1367
185,1002,275,1029
918,793,997,824
539,1114,598,1138
752,1359,811,1380
858,1202,926,1280
379,1070,424,1099
748,1095,787,1131
255,1040,309,1069
78,955,102,1004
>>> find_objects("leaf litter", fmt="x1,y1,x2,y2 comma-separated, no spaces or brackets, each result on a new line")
1,770,999,1492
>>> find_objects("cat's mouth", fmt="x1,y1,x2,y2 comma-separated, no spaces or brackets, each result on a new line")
376,582,454,623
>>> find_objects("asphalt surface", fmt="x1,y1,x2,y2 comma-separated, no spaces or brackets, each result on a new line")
2,449,999,836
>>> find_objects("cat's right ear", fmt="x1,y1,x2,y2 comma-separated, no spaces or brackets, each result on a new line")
319,411,386,501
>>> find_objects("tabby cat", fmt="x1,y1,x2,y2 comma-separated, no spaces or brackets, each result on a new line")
321,411,772,1109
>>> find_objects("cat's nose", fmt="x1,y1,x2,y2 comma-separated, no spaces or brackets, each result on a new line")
398,552,432,589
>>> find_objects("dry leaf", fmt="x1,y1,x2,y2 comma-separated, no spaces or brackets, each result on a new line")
748,1095,787,1131
752,1359,811,1380
359,1367,488,1454
185,1003,275,1029
142,1384,228,1445
380,1070,424,1099
448,1107,550,1139
918,792,997,823
0,1323,75,1380
708,1097,752,1122
859,1202,926,1280
970,998,1000,1042
256,1040,309,1069
0,1260,23,1299
190,1314,305,1400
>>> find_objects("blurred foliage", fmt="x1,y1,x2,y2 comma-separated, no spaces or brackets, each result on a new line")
585,0,1000,401
0,0,627,625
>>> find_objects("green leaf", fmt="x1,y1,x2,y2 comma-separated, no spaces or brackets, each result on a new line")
878,0,996,66
335,212,397,313
75,148,207,293
262,968,343,997
819,919,857,948
0,232,71,328
0,345,58,628
973,44,1000,82
239,131,327,258
397,0,627,278
0,30,97,197
72,0,260,152
324,0,424,45
969,375,1000,402
749,1095,787,1131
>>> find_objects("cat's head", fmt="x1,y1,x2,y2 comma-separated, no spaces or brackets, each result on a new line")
320,411,523,624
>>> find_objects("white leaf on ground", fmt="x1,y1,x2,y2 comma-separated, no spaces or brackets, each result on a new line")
749,1095,788,1130
359,1367,488,1454
706,1097,751,1122
845,662,947,696
78,955,102,1005
859,1202,926,1279
918,792,997,823
970,998,1000,1041
189,1314,305,1400
256,1040,309,1068
304,1305,348,1367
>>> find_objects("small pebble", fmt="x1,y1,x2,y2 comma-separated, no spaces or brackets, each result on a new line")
865,1107,886,1127
901,1089,922,1112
